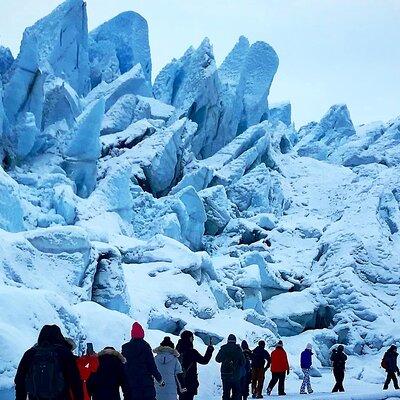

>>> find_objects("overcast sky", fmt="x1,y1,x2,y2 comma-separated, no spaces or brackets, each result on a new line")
0,0,399,126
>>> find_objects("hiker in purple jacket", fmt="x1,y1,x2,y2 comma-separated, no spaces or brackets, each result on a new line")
299,344,314,394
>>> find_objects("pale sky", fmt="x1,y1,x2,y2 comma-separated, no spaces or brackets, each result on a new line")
0,0,399,126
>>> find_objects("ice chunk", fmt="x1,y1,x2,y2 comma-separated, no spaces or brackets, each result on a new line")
62,98,104,197
4,0,90,123
266,101,292,126
0,167,24,232
91,243,131,314
136,96,174,121
9,112,38,158
89,11,151,88
170,165,214,195
0,46,14,79
153,38,221,158
52,184,78,224
296,104,356,160
199,185,234,235
85,64,152,112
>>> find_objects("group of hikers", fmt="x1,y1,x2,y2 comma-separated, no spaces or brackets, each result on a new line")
15,323,399,400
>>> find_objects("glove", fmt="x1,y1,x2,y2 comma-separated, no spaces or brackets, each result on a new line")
287,370,290,376
159,380,166,387
208,345,214,352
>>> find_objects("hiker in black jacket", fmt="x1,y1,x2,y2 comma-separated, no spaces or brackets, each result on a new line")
122,322,164,400
241,341,252,400
331,345,347,392
382,345,400,390
176,330,214,400
216,334,246,400
251,340,271,398
14,324,83,400
87,347,130,400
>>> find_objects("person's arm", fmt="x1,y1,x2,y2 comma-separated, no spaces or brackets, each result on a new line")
239,349,246,366
15,350,32,400
265,351,271,370
194,346,214,365
118,362,131,400
215,348,224,363
146,345,163,383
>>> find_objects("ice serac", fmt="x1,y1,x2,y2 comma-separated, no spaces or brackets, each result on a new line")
89,11,152,88
153,38,221,159
62,98,105,198
0,46,14,79
4,0,90,123
238,41,279,133
296,104,356,161
212,36,249,156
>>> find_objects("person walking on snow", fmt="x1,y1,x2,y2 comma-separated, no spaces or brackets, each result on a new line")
266,340,289,396
331,344,347,392
251,340,271,398
77,343,99,400
122,322,164,400
241,341,252,400
216,334,246,400
15,324,83,400
154,336,184,400
176,330,214,400
382,345,400,390
299,343,314,394
87,347,130,400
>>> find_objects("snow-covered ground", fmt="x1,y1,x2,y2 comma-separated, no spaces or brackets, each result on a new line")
1,0,400,398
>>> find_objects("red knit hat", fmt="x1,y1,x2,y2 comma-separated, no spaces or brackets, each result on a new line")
131,322,145,339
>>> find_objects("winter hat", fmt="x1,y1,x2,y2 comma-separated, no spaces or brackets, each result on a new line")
228,334,236,343
306,343,313,350
276,340,284,348
160,336,175,349
131,322,145,339
258,340,266,348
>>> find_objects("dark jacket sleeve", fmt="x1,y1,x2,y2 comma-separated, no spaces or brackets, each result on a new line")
146,343,162,383
15,350,33,400
239,348,246,367
62,351,83,400
118,362,131,400
215,347,224,363
194,346,214,365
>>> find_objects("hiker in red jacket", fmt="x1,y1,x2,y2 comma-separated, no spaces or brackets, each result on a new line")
266,340,290,396
77,343,99,400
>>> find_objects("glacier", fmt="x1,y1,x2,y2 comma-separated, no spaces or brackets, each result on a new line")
0,1,399,399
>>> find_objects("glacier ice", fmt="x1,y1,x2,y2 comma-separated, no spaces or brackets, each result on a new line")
0,46,14,79
1,1,400,398
89,11,152,88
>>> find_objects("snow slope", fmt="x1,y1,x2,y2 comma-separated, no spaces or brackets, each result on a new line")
0,1,399,398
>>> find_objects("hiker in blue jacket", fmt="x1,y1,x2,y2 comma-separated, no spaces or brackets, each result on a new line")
299,344,314,394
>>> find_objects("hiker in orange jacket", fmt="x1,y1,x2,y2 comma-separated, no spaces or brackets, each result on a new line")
266,340,290,396
76,343,99,400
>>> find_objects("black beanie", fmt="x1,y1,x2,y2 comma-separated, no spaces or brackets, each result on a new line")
228,334,237,343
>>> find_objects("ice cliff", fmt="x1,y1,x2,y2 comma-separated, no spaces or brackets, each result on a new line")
0,1,399,398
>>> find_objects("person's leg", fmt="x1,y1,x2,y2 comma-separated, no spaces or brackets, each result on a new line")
383,372,392,390
300,369,308,393
393,372,400,389
332,370,339,392
278,373,286,395
232,380,241,400
306,368,313,393
258,369,265,396
222,378,232,400
338,370,345,392
267,373,279,394
252,368,258,396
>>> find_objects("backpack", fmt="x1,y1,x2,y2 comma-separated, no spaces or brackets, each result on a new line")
221,359,238,378
381,356,387,370
25,345,66,399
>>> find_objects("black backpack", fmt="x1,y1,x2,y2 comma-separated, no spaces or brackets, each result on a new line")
222,359,238,378
25,345,66,399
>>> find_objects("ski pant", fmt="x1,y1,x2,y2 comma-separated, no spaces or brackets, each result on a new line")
332,368,345,392
267,372,286,395
251,367,265,396
384,372,399,390
300,368,313,393
222,377,241,400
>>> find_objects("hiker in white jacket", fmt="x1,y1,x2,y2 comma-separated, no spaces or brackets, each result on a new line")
154,337,184,400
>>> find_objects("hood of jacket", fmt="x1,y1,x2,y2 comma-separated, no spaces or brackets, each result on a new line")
154,346,180,357
98,348,126,364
